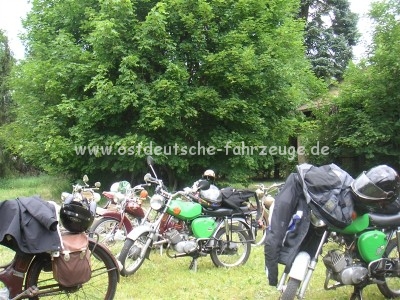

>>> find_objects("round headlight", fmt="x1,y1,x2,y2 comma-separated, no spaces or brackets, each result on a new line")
150,194,164,211
61,192,70,201
93,192,101,202
115,192,125,204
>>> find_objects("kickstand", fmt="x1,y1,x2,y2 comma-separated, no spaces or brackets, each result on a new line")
350,286,363,300
11,286,39,300
189,257,198,272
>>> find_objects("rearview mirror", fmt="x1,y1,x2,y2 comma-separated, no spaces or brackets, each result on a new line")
147,156,154,166
83,175,89,183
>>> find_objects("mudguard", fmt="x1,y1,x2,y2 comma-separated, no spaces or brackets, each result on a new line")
288,251,310,281
126,224,154,240
96,213,134,233
212,217,252,238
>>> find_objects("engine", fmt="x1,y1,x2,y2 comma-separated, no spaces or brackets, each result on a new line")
165,228,197,254
323,249,368,285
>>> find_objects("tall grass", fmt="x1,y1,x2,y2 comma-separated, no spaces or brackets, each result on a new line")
0,174,71,202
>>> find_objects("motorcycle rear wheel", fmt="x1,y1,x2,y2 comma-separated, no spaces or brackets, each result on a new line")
25,240,119,299
377,238,400,298
91,217,131,258
119,233,149,276
210,224,251,267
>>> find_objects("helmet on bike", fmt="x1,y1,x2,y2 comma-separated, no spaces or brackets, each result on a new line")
202,169,216,182
60,202,95,233
200,184,222,204
351,165,400,209
110,181,131,194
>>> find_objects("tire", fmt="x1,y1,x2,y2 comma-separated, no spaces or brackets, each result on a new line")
210,224,251,267
251,214,268,246
91,217,128,258
280,278,301,300
349,292,362,300
377,238,400,298
25,239,119,299
119,233,149,276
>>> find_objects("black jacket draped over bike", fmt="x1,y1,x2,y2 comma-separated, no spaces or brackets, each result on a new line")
0,195,61,253
264,172,311,286
264,163,354,286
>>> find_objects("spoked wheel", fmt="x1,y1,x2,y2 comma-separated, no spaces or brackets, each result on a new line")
91,217,129,258
25,240,119,299
119,233,149,276
210,224,251,267
377,238,400,298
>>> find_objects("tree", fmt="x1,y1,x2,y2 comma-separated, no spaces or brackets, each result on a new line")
300,0,359,83
304,0,400,174
2,0,324,186
0,30,14,125
0,30,16,176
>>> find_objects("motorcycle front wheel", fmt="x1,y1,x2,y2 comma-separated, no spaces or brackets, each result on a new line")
91,217,130,258
210,224,251,267
280,278,301,300
377,238,400,298
25,240,119,299
119,233,150,276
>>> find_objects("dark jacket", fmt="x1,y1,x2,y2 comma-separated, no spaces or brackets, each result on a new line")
264,173,311,286
264,163,354,286
0,195,61,253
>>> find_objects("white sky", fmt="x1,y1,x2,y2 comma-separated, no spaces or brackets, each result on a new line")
0,0,375,61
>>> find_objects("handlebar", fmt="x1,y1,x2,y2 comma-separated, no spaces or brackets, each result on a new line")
144,173,159,183
131,183,151,191
73,184,100,192
255,182,284,193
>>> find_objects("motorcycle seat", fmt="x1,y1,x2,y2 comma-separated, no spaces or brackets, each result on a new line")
202,206,251,217
369,212,400,227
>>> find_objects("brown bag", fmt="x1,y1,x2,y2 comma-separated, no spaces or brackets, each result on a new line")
52,232,91,287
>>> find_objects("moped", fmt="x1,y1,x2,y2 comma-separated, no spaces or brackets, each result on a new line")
91,182,150,257
118,156,259,276
250,182,283,246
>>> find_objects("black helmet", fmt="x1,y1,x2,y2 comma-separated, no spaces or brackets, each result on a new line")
351,165,400,206
60,202,94,233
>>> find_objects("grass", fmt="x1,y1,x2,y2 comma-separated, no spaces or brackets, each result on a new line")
0,174,71,201
113,245,386,300
0,175,393,299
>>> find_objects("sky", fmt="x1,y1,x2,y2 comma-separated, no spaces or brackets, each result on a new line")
0,0,375,61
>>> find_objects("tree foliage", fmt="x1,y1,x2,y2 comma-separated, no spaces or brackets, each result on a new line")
0,30,16,176
0,30,14,125
2,0,324,186
304,0,400,174
300,0,359,83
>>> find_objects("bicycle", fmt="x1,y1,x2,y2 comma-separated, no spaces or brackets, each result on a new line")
0,196,120,299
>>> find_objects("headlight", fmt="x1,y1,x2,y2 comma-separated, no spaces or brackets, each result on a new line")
310,210,326,228
61,192,70,201
150,194,164,211
93,192,101,202
115,192,125,204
